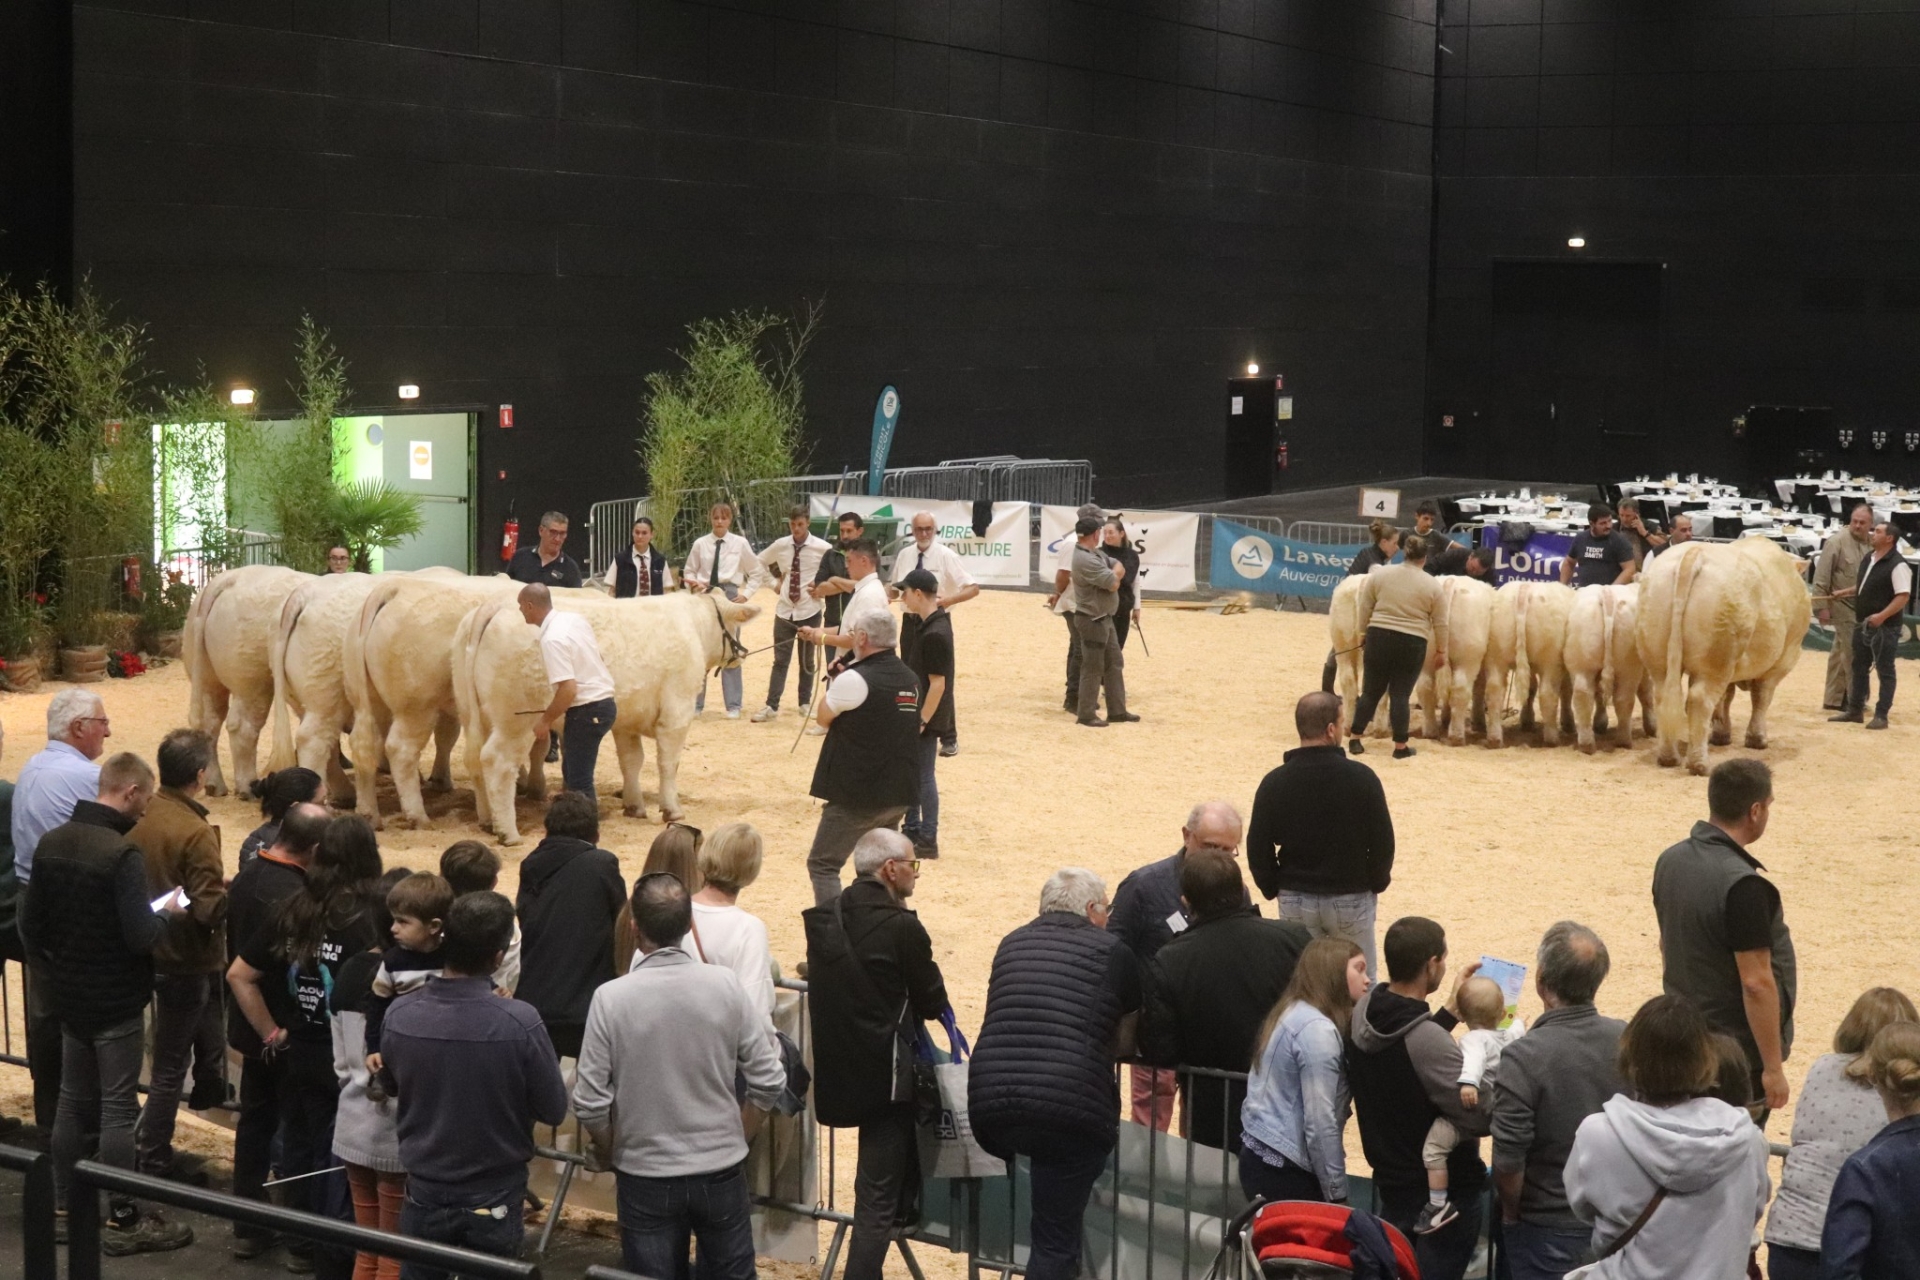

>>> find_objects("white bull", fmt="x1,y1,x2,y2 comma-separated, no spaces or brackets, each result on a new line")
1481,581,1575,747
452,591,758,846
1415,577,1497,745
1636,538,1810,775
185,564,311,796
1564,584,1656,753
1328,576,1389,737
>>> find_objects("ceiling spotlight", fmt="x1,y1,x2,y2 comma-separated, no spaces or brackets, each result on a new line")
397,384,420,400
1567,237,1587,249
1246,362,1260,375
229,387,255,406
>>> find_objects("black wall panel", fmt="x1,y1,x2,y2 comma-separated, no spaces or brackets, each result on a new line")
62,0,1436,556
1427,0,1920,487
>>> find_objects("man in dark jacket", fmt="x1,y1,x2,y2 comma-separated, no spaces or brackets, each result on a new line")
1247,692,1394,977
803,829,946,1280
1142,851,1309,1151
1347,917,1488,1280
515,790,627,1059
20,752,193,1255
804,609,921,906
129,728,228,1181
1108,799,1246,1127
970,867,1141,1280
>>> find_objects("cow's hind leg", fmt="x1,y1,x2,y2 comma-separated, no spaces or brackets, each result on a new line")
481,729,533,845
226,692,272,797
615,730,648,820
1746,673,1787,749
654,721,690,823
383,713,436,828
197,683,233,796
1687,680,1722,775
1709,685,1737,747
1570,673,1598,754
424,713,458,794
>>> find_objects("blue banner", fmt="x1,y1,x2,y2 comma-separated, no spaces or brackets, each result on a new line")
1211,518,1365,597
1477,525,1572,583
867,385,901,496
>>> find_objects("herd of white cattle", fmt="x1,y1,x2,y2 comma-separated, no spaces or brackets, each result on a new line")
182,567,758,846
1329,536,1813,775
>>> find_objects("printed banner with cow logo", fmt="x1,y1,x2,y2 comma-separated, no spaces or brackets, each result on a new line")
1037,507,1200,594
1476,526,1573,583
1209,518,1365,598
807,494,1030,586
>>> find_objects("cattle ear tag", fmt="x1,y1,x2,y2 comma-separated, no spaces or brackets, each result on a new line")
1165,910,1188,934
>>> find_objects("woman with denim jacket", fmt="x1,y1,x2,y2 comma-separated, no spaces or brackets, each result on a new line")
1239,937,1368,1202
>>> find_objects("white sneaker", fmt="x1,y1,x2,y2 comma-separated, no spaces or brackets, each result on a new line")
750,706,778,723
725,709,741,720
799,704,812,719
805,723,827,736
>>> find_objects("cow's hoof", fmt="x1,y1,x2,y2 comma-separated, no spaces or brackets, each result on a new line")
1484,737,1502,749
1687,761,1709,776
205,783,228,798
1745,733,1767,749
389,814,421,831
496,833,522,848
424,777,452,795
1709,731,1732,747
661,809,685,824
1578,742,1596,755
623,805,647,820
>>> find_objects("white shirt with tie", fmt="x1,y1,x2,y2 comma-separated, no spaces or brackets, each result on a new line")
602,548,676,593
839,573,892,638
890,538,977,599
684,531,763,595
757,533,833,622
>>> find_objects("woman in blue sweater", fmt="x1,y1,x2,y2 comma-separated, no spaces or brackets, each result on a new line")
1822,1020,1920,1278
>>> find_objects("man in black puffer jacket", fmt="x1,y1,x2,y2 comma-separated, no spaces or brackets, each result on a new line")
804,829,947,1280
970,868,1143,1280
21,752,193,1255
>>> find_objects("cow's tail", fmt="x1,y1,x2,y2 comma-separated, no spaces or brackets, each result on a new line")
1659,546,1706,736
1512,584,1536,713
266,582,311,772
1597,587,1618,713
456,596,511,748
185,568,241,732
345,577,405,723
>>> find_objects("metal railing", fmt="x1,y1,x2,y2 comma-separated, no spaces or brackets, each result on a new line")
0,1142,57,1280
66,1160,540,1280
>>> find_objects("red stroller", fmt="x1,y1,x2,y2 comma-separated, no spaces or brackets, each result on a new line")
1210,1199,1420,1280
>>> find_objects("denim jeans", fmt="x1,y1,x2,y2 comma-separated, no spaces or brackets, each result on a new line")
398,1189,526,1280
51,1015,146,1216
1849,619,1898,717
561,697,617,798
1502,1220,1590,1280
986,1125,1112,1280
615,1164,757,1280
903,734,940,846
765,615,819,711
137,971,227,1173
1237,1147,1327,1203
1276,890,1379,979
1377,1180,1483,1280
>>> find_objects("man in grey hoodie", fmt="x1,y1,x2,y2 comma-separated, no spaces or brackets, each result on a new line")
1346,916,1489,1280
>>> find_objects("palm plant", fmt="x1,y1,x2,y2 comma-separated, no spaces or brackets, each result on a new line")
325,479,424,571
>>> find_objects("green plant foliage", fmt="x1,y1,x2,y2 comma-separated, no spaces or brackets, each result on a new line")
325,478,425,571
639,301,821,552
155,378,254,566
226,315,344,572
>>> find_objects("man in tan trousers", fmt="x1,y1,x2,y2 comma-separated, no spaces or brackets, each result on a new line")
1814,503,1872,710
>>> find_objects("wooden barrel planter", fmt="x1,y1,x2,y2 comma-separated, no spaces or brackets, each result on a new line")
154,630,184,659
60,645,109,683
1,654,41,693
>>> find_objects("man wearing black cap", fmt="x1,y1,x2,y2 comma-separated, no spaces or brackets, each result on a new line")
898,569,952,859
1071,515,1136,727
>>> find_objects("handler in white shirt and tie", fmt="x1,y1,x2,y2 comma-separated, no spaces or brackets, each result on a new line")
682,501,766,717
519,584,618,800
798,536,890,736
889,511,978,755
750,505,833,723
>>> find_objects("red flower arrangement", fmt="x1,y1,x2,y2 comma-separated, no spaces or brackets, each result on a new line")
108,650,147,679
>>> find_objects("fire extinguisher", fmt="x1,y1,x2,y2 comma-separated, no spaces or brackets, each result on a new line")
500,500,520,563
121,556,142,602
1276,440,1290,471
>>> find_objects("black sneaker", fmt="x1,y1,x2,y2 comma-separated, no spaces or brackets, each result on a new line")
1412,1200,1458,1235
1077,716,1109,728
938,741,959,757
1867,716,1889,730
1830,710,1864,723
544,738,561,764
1348,738,1365,755
233,1231,276,1260
104,1213,194,1256
1109,711,1141,723
1392,745,1417,760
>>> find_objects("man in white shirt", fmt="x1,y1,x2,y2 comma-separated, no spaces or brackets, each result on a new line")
751,506,833,723
683,502,765,718
1046,503,1107,713
889,512,979,756
518,585,619,799
799,537,889,738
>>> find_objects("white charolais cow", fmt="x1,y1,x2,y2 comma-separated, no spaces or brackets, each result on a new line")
1416,576,1497,745
1328,576,1390,737
1564,584,1656,753
343,575,521,828
1636,538,1809,775
1481,581,1576,747
453,590,759,846
186,564,311,796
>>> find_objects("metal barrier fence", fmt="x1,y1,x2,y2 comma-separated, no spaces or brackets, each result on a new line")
0,1141,57,1280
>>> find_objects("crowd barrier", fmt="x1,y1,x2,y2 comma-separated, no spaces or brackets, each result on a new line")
0,1141,56,1280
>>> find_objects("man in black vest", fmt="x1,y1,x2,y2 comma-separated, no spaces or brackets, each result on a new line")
603,515,674,597
20,752,194,1255
802,830,947,1280
1831,519,1911,729
805,610,921,906
1651,758,1797,1115
970,867,1141,1280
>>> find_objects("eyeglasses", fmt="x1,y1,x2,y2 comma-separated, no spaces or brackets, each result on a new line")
886,857,923,873
77,717,111,728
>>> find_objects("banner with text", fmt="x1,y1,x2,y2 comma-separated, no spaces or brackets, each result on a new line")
1210,518,1365,597
1476,526,1573,583
1037,507,1200,594
808,494,1030,586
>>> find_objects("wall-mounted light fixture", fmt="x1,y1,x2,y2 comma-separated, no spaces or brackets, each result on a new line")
397,384,420,400
1567,237,1587,249
229,387,255,406
1246,362,1260,375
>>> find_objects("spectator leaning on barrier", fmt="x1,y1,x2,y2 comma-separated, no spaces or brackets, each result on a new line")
1764,986,1919,1280
575,872,785,1280
515,790,626,1060
22,751,194,1256
1108,800,1248,1131
1142,850,1309,1152
384,892,569,1276
1247,691,1395,978
1346,916,1490,1280
971,868,1142,1280
1242,937,1368,1204
1491,921,1626,1280
129,728,229,1183
1652,756,1797,1115
1564,995,1770,1280
803,829,948,1280
1821,1019,1920,1279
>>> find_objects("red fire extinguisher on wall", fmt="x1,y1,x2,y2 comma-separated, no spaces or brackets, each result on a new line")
500,500,520,563
1276,440,1290,471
